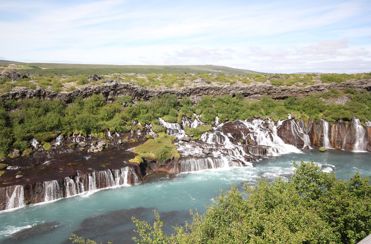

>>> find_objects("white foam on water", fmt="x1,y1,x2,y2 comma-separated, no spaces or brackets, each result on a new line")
0,224,33,236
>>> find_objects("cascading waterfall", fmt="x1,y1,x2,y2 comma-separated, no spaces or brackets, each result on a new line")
322,120,332,149
5,185,25,210
159,118,185,139
75,175,85,194
290,120,312,149
1,167,140,211
179,158,227,172
44,180,62,202
96,170,115,188
243,119,301,156
64,177,77,197
88,173,97,192
353,118,367,152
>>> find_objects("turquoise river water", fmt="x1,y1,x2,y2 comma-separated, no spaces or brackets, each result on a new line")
0,151,370,244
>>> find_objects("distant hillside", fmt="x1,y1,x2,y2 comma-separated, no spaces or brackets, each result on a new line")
0,60,257,75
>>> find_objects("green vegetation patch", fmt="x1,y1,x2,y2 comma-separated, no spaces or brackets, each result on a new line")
131,133,180,164
132,163,371,244
0,163,8,170
185,125,212,140
0,90,370,158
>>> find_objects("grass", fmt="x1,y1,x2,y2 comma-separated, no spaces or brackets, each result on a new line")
131,133,180,164
1,61,370,93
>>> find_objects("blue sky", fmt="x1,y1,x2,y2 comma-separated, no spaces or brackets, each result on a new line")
0,0,370,72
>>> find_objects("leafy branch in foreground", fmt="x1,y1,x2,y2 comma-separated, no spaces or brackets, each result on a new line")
132,163,370,244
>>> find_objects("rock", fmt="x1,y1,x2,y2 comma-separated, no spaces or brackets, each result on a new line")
9,149,20,158
1,79,370,102
319,147,327,152
202,148,211,155
87,140,107,153
15,174,23,179
0,71,29,81
5,221,60,242
89,74,102,81
181,136,191,142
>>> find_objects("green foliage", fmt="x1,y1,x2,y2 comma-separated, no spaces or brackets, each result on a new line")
0,89,370,157
0,163,8,170
132,133,180,164
133,163,370,244
185,125,212,140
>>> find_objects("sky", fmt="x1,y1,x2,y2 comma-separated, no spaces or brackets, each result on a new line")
0,0,371,73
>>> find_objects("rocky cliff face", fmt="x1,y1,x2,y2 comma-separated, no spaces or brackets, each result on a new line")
0,166,140,211
1,79,370,102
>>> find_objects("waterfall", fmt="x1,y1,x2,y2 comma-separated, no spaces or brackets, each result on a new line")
64,177,77,197
88,173,97,191
322,120,332,149
113,168,128,186
179,158,228,172
96,170,115,188
242,119,301,156
55,135,63,146
159,118,185,139
290,120,312,149
44,180,62,202
353,118,367,152
5,185,25,210
75,176,85,194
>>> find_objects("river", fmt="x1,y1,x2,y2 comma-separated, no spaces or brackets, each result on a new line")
0,151,370,244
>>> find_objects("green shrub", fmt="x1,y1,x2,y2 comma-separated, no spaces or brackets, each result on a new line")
185,125,212,140
132,133,180,164
0,163,8,170
133,163,370,244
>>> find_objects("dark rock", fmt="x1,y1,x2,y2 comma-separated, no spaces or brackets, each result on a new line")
1,80,370,102
0,71,29,81
89,74,102,81
3,221,60,242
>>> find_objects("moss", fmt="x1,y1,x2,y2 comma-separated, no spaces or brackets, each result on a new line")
185,125,213,140
129,155,143,164
151,123,166,133
0,170,4,177
319,147,327,152
0,163,8,170
132,133,180,164
43,142,52,151
22,148,33,157
161,115,177,123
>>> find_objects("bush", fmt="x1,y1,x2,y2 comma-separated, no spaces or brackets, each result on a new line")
132,134,180,164
185,125,212,140
133,163,370,244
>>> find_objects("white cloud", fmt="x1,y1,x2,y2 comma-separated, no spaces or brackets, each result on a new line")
0,0,370,72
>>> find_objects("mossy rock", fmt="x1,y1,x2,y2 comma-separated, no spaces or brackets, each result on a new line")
319,147,327,152
129,155,143,164
22,148,33,157
0,170,4,177
132,133,180,163
43,142,52,151
0,163,8,170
